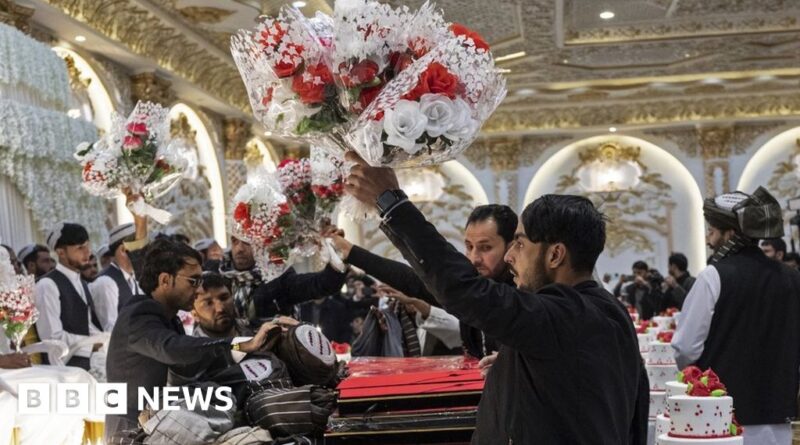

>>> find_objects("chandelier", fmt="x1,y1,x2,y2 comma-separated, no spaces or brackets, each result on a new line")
576,142,643,193
397,168,446,202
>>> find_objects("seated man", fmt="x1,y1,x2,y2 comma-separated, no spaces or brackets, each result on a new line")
105,238,275,440
344,153,647,444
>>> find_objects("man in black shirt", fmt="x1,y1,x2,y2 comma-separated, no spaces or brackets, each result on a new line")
343,152,647,444
106,239,274,440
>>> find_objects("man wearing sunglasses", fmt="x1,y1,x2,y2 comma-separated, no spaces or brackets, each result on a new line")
106,238,277,441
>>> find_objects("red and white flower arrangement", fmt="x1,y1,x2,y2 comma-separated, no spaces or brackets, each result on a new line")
74,101,193,224
0,241,37,352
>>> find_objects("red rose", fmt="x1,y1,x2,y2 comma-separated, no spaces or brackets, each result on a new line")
278,158,298,168
389,51,415,75
234,202,250,223
332,342,350,354
687,382,711,397
656,331,673,343
449,23,490,51
126,122,148,136
292,63,333,105
274,43,305,78
402,62,459,101
278,202,291,215
679,365,703,384
635,324,647,334
358,85,382,110
123,135,143,150
340,60,380,88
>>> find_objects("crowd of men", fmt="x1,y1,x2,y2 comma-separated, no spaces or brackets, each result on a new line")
0,153,797,444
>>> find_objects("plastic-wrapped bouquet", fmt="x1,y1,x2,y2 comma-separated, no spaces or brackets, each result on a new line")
231,8,347,140
231,159,345,281
0,239,37,352
74,101,193,224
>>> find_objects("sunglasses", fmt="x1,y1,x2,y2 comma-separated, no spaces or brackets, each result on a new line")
176,273,204,288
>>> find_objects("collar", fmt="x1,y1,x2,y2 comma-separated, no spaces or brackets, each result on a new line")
56,262,82,282
111,262,135,281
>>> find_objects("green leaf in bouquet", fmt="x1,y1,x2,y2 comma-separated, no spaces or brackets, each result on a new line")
76,143,94,158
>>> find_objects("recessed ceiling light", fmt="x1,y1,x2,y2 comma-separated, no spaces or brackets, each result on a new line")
562,59,569,64
515,88,536,96
264,131,273,136
599,11,615,20
292,1,306,7
608,127,617,133
75,35,87,42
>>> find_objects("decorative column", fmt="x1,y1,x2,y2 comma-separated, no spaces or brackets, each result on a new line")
697,125,734,197
465,137,522,209
130,72,175,105
222,118,251,203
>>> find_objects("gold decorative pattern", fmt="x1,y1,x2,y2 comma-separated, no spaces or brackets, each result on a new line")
170,113,196,141
177,6,235,25
0,0,34,33
483,92,800,133
697,126,735,159
767,138,800,200
130,72,175,105
41,0,249,112
555,142,675,255
704,160,731,197
62,55,91,90
222,118,250,159
643,122,790,158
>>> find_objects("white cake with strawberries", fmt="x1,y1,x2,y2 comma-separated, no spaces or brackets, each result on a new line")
657,367,743,444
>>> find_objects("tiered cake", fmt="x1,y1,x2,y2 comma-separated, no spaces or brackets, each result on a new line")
656,367,743,444
646,330,678,419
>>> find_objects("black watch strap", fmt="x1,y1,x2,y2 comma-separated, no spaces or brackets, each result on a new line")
376,189,408,217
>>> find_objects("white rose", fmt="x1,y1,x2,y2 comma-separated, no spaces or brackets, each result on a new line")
444,98,478,141
383,100,428,154
419,94,458,138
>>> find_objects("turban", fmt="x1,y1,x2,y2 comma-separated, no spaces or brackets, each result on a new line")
703,187,784,239
46,222,88,250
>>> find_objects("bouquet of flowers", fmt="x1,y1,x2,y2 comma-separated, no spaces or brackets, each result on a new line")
74,101,193,224
310,145,346,216
231,8,347,140
0,239,38,352
347,19,505,168
231,159,345,281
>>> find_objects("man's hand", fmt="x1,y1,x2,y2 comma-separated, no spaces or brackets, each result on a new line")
344,152,400,205
124,188,148,241
379,285,431,319
238,322,279,353
664,275,677,289
634,275,648,287
478,352,498,379
0,352,31,369
326,232,354,261
274,316,300,328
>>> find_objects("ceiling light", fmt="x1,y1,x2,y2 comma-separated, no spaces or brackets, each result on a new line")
292,1,306,7
264,131,272,136
599,11,615,20
515,88,536,96
562,59,569,64
495,51,526,63
608,127,617,133
75,35,86,42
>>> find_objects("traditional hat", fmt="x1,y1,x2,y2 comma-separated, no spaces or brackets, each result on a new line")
46,222,88,250
108,223,136,247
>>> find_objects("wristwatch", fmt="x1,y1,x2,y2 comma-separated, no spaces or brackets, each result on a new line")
376,189,408,217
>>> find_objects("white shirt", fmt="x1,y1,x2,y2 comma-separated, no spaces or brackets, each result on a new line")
671,265,720,369
35,263,103,358
415,305,462,352
90,263,139,331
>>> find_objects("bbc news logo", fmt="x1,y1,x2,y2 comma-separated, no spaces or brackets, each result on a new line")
17,383,233,415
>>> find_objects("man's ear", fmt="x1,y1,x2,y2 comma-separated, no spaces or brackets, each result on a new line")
158,272,172,290
547,243,568,269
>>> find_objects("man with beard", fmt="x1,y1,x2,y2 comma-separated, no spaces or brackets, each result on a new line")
80,253,99,282
35,222,103,369
328,204,518,359
17,244,54,279
673,187,800,445
106,239,276,440
344,153,647,444
222,235,347,322
191,271,250,338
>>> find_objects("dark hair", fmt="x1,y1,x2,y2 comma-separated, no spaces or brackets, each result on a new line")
784,252,800,264
632,261,649,271
54,223,89,249
668,253,688,272
21,245,49,266
466,204,518,243
352,274,375,287
1,244,12,255
761,238,787,255
139,238,203,294
201,271,228,292
172,233,191,245
521,195,605,273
